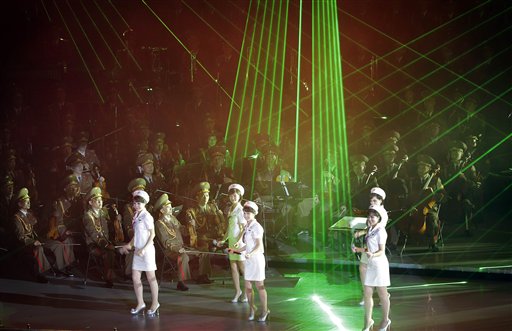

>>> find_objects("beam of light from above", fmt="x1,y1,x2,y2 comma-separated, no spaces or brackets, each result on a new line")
53,0,104,103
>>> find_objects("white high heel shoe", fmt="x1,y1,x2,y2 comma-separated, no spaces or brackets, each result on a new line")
130,304,146,315
248,306,257,321
362,319,374,331
258,310,270,322
231,291,242,303
147,303,160,316
378,319,391,331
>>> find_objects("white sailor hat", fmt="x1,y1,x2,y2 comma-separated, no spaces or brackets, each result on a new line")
228,183,245,196
132,190,150,204
370,187,386,200
368,204,386,220
243,201,259,215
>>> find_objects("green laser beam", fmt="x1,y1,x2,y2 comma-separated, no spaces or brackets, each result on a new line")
54,0,104,103
66,0,106,70
80,1,122,69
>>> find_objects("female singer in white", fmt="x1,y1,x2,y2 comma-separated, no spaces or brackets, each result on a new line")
353,204,391,331
120,190,160,316
216,183,247,303
231,201,269,322
354,187,388,306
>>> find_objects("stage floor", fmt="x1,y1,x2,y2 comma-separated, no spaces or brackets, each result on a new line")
1,264,511,331
1,217,511,330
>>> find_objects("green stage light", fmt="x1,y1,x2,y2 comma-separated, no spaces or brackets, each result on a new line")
311,295,347,330
389,281,467,290
478,265,512,271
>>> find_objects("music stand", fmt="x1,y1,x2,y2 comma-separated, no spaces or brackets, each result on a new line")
329,216,367,257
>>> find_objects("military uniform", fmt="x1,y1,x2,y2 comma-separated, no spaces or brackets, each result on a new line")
75,131,101,172
136,152,167,200
49,175,81,266
440,141,480,234
82,187,115,286
65,153,93,195
0,175,15,249
154,193,192,290
185,182,226,282
13,189,52,275
349,154,379,210
201,145,235,188
405,154,445,251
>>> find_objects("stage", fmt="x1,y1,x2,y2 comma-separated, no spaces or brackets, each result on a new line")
1,228,511,331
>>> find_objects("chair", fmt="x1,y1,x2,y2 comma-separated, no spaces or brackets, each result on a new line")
155,240,177,286
83,247,104,286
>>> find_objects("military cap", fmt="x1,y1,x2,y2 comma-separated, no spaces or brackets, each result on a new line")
62,136,74,147
416,154,436,167
368,204,386,220
254,133,271,146
85,187,102,202
154,193,172,212
5,151,16,161
153,132,166,143
62,174,79,188
0,175,14,187
77,131,90,143
261,142,280,156
194,181,210,194
16,188,30,201
63,113,74,124
136,152,154,166
389,130,401,141
449,140,467,152
65,153,85,167
138,122,150,131
243,201,259,215
228,183,245,196
127,178,147,193
132,190,150,203
209,145,226,158
382,144,399,155
350,154,369,164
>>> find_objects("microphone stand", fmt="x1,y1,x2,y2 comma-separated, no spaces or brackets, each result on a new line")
276,181,291,241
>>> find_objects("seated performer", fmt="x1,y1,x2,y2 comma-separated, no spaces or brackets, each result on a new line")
404,154,445,252
47,174,81,269
154,193,194,291
82,187,116,287
185,181,226,284
13,188,64,283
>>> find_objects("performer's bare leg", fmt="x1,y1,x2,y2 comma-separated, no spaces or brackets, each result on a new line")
377,286,390,328
245,280,256,318
146,270,159,311
132,270,145,308
255,280,268,314
363,285,374,329
230,261,242,299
